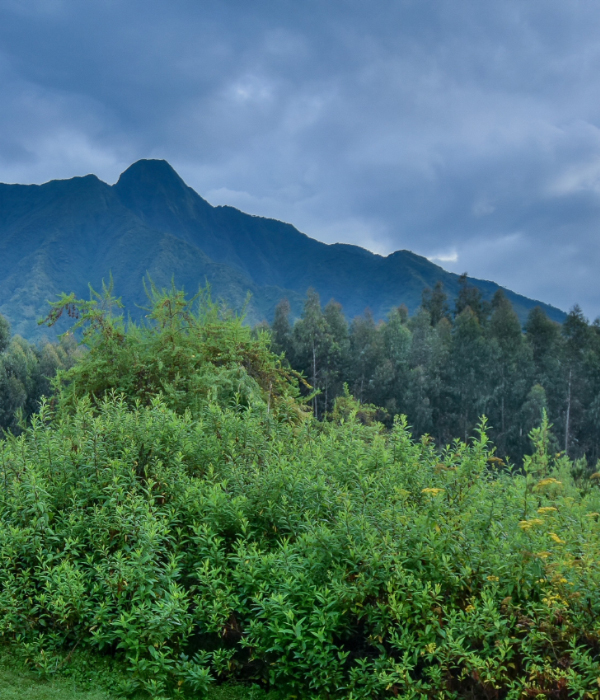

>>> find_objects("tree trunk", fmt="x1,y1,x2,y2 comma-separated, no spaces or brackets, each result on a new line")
312,340,318,420
565,367,572,456
501,365,505,448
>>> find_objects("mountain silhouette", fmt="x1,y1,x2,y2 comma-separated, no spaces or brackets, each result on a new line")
0,159,564,338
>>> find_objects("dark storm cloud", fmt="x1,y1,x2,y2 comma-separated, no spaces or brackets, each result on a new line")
1,0,600,315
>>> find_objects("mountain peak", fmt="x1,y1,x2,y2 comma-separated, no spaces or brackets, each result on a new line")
112,159,212,233
113,158,207,218
115,159,186,192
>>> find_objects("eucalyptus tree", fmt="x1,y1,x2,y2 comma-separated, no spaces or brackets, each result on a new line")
487,290,534,458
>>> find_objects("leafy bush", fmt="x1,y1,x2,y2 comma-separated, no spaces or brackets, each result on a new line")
1,394,599,698
42,281,305,422
0,286,598,698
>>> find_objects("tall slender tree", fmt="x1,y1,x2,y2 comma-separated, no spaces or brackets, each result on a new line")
454,273,490,324
447,307,491,442
561,305,592,456
488,290,533,457
322,300,350,412
292,289,331,419
421,281,450,326
0,314,10,354
348,310,382,405
271,298,293,358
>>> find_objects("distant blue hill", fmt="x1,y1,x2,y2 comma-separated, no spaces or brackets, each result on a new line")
0,158,564,338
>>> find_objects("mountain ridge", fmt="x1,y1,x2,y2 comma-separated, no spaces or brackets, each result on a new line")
0,159,564,339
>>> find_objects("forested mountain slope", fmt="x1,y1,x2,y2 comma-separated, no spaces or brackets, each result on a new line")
0,159,564,338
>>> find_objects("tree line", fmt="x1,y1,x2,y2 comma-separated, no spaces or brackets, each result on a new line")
1,274,599,469
0,314,79,432
269,275,600,467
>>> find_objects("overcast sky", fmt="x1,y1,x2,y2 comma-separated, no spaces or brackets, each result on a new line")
1,1,600,316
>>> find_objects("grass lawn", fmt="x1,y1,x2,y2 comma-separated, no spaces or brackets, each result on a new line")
0,658,112,700
0,651,273,700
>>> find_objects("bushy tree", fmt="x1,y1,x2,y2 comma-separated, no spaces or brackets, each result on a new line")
43,281,305,421
1,384,600,697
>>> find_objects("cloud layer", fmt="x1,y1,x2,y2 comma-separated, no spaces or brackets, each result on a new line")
2,0,600,316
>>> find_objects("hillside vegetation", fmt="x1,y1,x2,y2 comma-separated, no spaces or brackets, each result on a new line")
0,286,599,699
0,159,563,339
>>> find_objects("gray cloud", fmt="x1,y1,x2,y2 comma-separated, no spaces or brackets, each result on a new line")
2,0,600,315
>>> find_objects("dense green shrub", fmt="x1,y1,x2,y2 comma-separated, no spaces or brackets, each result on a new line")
0,394,599,698
0,285,599,698
42,281,305,421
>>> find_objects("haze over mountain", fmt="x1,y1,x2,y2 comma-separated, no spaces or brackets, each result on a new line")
0,159,564,339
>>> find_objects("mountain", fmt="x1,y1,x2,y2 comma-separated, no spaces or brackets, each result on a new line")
0,159,564,339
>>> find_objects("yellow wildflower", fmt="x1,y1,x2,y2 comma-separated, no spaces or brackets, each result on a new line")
534,478,562,491
486,575,499,582
487,456,504,466
535,551,551,559
421,487,444,496
549,532,564,544
518,519,544,529
537,507,557,515
544,591,569,606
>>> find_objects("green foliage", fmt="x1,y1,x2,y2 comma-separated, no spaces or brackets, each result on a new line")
1,283,599,698
0,322,79,434
42,281,305,422
0,314,10,354
273,283,600,466
1,388,600,696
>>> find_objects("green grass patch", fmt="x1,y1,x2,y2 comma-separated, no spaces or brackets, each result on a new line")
0,656,112,700
0,648,272,700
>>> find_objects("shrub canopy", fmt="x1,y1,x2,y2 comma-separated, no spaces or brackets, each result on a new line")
42,282,306,422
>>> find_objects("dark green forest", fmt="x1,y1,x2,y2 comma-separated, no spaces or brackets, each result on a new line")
269,275,600,469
